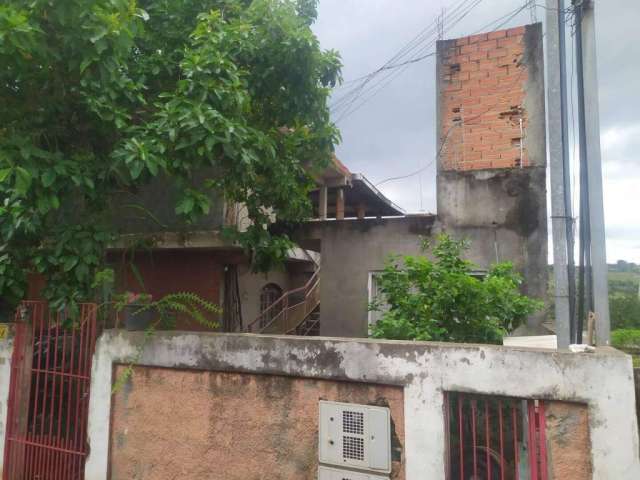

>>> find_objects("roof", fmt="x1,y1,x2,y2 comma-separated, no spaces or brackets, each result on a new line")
313,156,406,218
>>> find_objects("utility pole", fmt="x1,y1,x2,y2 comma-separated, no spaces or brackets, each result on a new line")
574,0,610,345
546,0,573,348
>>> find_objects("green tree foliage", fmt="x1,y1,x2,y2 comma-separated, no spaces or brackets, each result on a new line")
369,235,543,344
610,294,640,330
0,0,340,313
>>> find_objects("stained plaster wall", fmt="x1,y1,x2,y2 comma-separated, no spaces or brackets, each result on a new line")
85,331,640,479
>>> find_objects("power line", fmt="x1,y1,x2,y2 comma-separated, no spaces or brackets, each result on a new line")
331,0,485,119
332,0,540,124
375,66,527,187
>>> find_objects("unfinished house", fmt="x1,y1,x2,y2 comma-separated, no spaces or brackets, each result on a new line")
22,25,548,341
290,24,548,338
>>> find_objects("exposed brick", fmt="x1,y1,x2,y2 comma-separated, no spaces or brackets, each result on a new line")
478,40,498,52
437,24,531,172
460,43,478,54
468,51,488,62
468,33,489,44
488,48,508,59
488,30,507,40
507,25,526,37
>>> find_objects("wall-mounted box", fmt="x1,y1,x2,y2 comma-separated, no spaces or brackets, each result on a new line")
319,401,391,474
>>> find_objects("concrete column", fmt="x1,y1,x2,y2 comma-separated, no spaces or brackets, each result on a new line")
356,203,366,220
335,188,345,220
318,185,328,220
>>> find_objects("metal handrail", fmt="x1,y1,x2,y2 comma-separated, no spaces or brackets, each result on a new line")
247,269,320,333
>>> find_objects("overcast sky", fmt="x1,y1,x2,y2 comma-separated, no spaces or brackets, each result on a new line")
312,0,640,264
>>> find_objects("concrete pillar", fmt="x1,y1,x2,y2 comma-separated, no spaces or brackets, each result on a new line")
335,188,345,220
356,203,366,220
318,186,328,220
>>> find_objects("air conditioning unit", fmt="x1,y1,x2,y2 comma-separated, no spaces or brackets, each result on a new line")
318,401,391,474
317,465,390,480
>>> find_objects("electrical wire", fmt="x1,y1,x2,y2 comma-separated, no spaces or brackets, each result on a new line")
333,0,539,124
375,64,527,187
331,0,485,120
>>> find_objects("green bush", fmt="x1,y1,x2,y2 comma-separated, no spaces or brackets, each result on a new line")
369,234,543,344
611,329,640,349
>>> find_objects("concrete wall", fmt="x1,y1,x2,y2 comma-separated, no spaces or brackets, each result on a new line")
298,216,436,337
109,367,405,479
299,214,546,338
110,172,225,235
435,23,548,332
85,331,640,479
237,265,292,328
545,402,592,479
0,324,15,474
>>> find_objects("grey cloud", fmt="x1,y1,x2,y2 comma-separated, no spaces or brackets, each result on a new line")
313,0,640,261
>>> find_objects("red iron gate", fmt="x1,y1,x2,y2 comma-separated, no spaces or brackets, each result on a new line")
3,302,97,480
445,392,548,480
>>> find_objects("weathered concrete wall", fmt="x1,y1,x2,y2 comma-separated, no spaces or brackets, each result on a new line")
86,332,640,479
635,368,640,437
435,23,548,332
110,172,225,235
110,367,405,479
298,216,436,337
437,168,548,331
0,324,15,476
545,402,592,479
298,214,545,338
237,265,293,329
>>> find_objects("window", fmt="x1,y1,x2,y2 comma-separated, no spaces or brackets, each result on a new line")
367,272,388,332
260,283,283,328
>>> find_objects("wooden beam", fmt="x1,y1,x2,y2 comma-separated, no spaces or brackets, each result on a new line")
319,185,328,220
335,188,345,220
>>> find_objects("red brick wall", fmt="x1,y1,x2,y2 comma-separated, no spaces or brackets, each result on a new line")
439,26,531,171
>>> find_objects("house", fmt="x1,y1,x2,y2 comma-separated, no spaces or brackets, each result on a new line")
24,25,548,340
291,23,548,338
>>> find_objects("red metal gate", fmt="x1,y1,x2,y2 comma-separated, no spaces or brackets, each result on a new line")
445,392,548,480
3,301,97,480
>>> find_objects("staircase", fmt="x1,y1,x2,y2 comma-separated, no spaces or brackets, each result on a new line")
246,269,320,336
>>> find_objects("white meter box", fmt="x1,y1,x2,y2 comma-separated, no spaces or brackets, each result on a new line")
318,465,389,480
318,401,391,474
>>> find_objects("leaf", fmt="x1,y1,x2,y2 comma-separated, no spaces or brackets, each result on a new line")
136,9,150,21
41,170,56,187
0,168,12,183
14,167,32,195
63,257,79,272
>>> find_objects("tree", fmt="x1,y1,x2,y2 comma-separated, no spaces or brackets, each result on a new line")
0,0,340,314
369,235,542,344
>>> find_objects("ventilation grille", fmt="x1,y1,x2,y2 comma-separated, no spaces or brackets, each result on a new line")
343,411,364,435
319,401,391,474
343,436,365,461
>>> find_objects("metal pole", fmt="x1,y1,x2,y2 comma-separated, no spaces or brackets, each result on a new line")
558,0,577,340
574,1,591,345
580,0,610,345
546,0,571,348
575,0,610,345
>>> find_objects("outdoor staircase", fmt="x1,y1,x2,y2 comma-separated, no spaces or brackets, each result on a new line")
246,269,320,336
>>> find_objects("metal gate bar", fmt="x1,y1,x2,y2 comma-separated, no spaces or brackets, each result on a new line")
2,301,97,480
446,392,548,480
